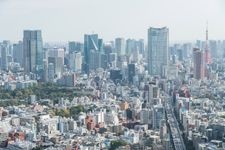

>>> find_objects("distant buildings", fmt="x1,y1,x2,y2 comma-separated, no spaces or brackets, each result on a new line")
23,30,43,78
148,27,169,77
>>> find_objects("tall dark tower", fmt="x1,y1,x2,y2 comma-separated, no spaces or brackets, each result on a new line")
23,30,43,79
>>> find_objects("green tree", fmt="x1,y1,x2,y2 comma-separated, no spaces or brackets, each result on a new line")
110,140,127,150
70,105,84,115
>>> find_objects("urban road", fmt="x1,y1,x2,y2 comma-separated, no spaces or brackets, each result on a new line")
165,94,186,150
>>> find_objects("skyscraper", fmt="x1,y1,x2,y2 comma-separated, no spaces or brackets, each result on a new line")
48,48,65,78
115,38,125,56
193,48,205,80
68,41,83,54
153,104,165,129
23,30,43,76
0,41,10,71
126,39,136,56
69,52,82,72
13,41,23,66
128,63,135,83
148,27,169,77
136,39,145,55
83,34,103,75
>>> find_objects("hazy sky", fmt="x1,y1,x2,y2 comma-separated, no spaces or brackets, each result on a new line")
0,0,225,42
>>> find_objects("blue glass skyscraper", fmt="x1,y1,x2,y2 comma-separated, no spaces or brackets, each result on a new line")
148,27,169,77
23,30,43,78
83,34,103,75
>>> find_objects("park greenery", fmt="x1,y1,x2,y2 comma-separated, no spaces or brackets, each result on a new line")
0,83,92,107
109,140,128,150
54,105,85,118
0,83,78,100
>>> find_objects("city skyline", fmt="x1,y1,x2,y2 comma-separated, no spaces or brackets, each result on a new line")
0,0,225,42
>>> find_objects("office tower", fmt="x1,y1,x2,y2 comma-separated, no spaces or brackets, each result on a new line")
147,82,159,107
209,40,217,58
140,109,150,124
43,59,48,82
148,27,169,77
100,54,107,69
126,39,136,56
103,43,113,64
153,104,165,129
115,38,125,56
90,49,101,70
177,49,183,61
193,48,204,80
98,39,104,54
48,48,64,78
136,39,145,55
48,63,55,82
23,30,43,76
69,52,82,72
217,40,223,58
0,41,10,71
109,53,117,68
183,43,192,59
223,40,225,58
128,63,135,83
83,34,103,75
110,69,123,83
13,41,23,66
68,41,83,54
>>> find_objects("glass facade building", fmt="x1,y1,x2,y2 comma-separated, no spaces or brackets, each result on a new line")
23,30,43,77
148,27,169,77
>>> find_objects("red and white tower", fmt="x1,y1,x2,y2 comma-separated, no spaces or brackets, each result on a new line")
204,22,212,65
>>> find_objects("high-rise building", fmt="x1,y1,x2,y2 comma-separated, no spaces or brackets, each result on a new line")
48,63,55,82
183,43,192,59
83,34,103,75
23,30,43,76
209,40,217,58
128,63,135,83
68,41,83,54
147,82,159,107
126,39,136,56
115,38,125,56
69,52,82,72
193,48,205,80
48,48,65,78
137,39,145,55
13,41,23,66
0,41,10,71
140,109,150,124
148,27,169,77
153,104,165,129
109,53,117,68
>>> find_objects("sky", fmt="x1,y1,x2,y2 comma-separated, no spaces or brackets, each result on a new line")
0,0,225,42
